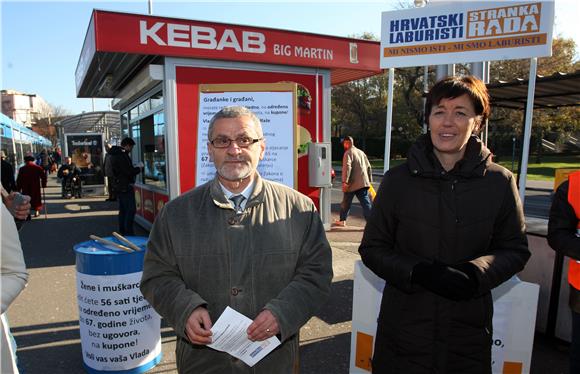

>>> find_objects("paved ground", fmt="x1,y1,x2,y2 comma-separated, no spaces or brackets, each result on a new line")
6,174,569,373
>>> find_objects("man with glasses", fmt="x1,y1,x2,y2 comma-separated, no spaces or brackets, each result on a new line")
141,106,332,373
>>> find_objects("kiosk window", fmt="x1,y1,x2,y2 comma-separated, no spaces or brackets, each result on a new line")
129,106,139,121
139,112,166,190
121,112,129,138
138,100,151,115
122,89,166,191
130,121,142,183
150,92,163,110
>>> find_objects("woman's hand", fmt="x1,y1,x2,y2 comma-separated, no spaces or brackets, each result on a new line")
412,261,479,301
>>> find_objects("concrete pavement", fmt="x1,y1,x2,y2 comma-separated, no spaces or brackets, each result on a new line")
6,174,569,373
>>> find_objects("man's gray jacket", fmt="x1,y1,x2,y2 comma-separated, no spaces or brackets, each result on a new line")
140,174,333,373
342,146,372,192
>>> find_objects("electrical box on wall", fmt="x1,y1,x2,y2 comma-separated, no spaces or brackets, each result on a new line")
308,142,332,187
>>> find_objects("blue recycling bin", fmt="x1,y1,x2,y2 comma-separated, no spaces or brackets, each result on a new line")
74,236,162,373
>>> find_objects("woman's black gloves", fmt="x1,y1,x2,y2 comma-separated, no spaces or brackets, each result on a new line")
411,261,479,301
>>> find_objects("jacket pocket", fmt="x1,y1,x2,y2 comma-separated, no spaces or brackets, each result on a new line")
253,250,298,301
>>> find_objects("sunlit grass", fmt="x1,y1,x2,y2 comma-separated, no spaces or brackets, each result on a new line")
496,155,580,181
334,155,579,181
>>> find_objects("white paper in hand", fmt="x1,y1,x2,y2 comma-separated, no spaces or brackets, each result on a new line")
208,306,281,367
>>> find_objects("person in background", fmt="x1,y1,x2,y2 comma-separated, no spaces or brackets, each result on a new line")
333,135,373,227
359,76,530,374
1,151,16,193
103,143,116,202
548,170,580,374
52,148,62,169
16,155,46,218
109,138,142,235
1,201,29,373
57,157,82,199
140,106,333,373
38,149,53,176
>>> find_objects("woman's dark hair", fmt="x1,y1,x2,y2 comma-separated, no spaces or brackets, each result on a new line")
24,155,35,162
425,76,490,132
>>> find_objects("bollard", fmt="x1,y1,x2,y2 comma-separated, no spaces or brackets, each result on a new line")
74,236,162,373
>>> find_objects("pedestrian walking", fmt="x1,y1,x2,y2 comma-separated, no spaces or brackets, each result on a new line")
333,136,373,227
359,76,530,374
16,155,47,218
38,149,53,176
548,171,580,374
52,148,62,168
140,106,332,373
109,138,142,235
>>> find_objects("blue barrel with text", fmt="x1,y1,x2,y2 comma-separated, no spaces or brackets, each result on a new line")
74,236,162,373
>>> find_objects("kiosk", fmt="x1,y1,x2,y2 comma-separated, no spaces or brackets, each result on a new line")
75,10,381,227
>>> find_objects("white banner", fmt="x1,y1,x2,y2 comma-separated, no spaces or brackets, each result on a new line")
380,1,554,68
196,89,295,188
350,261,539,374
76,271,161,371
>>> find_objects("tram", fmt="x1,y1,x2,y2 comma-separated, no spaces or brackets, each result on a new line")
1,113,52,172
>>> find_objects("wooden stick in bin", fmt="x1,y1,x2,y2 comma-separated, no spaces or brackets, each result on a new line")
90,235,133,253
112,232,142,251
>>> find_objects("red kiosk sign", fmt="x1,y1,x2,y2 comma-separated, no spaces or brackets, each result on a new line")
76,10,380,96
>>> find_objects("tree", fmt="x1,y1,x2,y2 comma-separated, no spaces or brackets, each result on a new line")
331,33,388,151
488,37,580,160
32,104,71,145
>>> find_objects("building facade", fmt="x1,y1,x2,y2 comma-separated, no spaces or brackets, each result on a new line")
1,89,52,127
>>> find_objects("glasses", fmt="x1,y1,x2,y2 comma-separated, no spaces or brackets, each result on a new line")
210,136,262,149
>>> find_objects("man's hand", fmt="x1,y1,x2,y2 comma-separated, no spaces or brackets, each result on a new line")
247,309,280,342
342,182,348,193
185,307,213,345
5,192,31,220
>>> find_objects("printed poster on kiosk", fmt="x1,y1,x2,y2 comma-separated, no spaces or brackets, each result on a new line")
64,133,105,186
196,83,297,189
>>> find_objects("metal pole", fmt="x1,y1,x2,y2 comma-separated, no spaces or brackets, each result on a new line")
511,137,516,172
471,62,484,80
436,64,455,81
384,68,395,174
483,61,490,146
436,65,447,81
148,0,153,15
518,57,538,205
422,66,428,134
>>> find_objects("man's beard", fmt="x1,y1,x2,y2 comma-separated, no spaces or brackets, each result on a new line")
217,157,254,182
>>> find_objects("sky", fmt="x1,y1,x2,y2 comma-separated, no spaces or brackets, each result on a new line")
1,0,579,116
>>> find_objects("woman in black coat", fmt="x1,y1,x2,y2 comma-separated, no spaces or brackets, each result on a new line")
359,76,530,374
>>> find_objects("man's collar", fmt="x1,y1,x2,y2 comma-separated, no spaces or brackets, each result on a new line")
210,173,265,209
219,179,255,201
